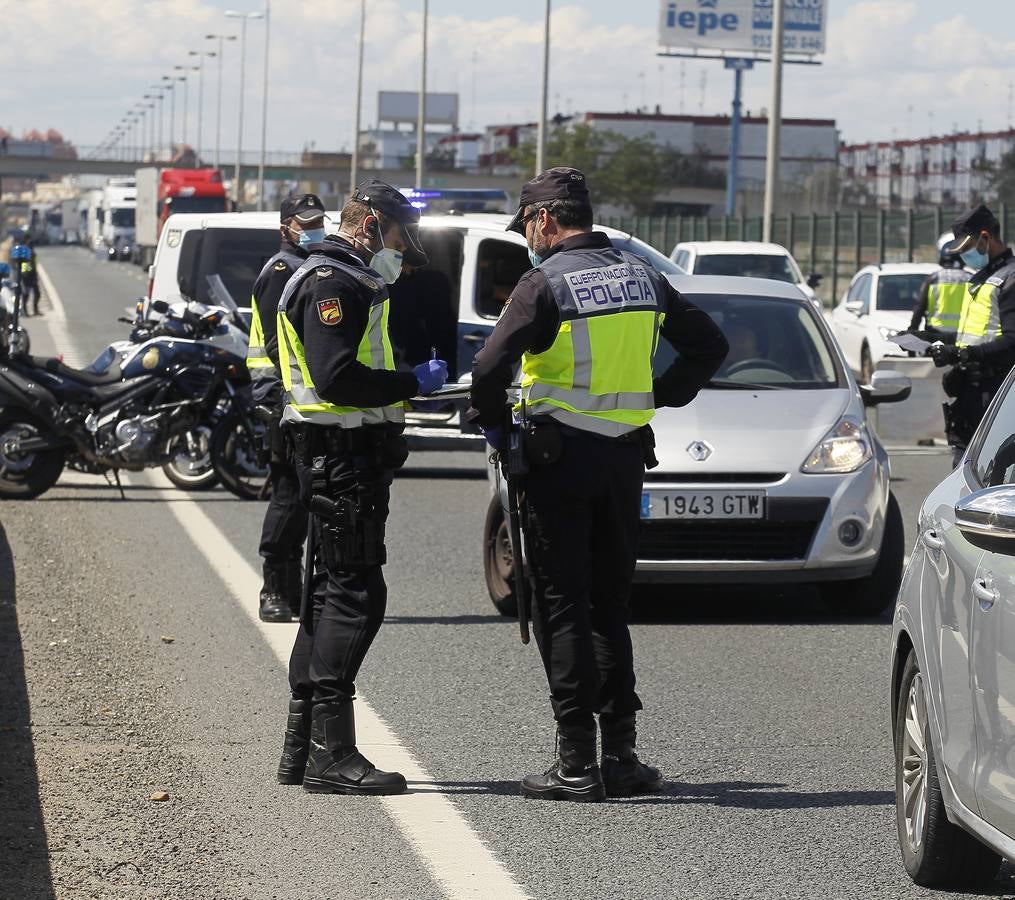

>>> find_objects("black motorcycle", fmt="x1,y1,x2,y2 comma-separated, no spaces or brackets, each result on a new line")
0,300,260,500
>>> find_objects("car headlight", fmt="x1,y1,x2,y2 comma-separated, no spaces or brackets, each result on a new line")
801,417,872,474
878,326,899,341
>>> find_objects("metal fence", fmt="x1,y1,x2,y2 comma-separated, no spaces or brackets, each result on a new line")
602,205,1015,307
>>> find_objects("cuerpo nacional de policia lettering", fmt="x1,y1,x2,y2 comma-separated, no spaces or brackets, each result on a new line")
564,263,659,312
658,0,826,55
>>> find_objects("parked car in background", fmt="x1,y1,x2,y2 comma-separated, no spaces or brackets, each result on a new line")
830,263,938,384
890,364,1015,890
668,240,822,306
484,276,912,618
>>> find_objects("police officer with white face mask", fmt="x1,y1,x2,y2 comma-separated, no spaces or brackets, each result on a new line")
272,179,448,795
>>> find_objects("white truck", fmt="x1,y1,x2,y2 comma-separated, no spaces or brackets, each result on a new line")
59,198,79,243
84,188,104,249
101,177,136,261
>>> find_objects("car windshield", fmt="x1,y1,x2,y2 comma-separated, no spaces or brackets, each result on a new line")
111,208,135,228
694,253,797,283
608,234,683,274
654,293,843,389
876,273,928,311
166,196,229,215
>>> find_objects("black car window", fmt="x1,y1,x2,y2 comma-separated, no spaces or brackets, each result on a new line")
974,381,1015,486
191,228,281,305
475,238,530,319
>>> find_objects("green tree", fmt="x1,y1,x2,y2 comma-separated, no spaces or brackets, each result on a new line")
985,148,1015,205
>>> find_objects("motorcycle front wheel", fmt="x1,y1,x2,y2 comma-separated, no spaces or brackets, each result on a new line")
162,426,219,491
0,412,66,499
210,412,268,501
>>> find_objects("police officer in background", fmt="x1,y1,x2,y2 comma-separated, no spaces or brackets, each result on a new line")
930,205,1015,464
274,179,448,795
908,233,970,338
15,237,40,316
247,194,327,622
470,168,728,802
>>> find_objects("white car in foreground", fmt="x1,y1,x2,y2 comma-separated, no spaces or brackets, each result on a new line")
890,365,1015,889
484,276,912,617
668,240,822,306
830,263,938,384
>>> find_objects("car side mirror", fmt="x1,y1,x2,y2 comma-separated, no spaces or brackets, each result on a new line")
845,299,864,316
807,272,823,289
955,485,1015,540
860,369,911,406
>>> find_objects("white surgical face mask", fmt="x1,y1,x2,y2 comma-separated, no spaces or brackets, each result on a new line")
368,213,404,284
298,227,326,247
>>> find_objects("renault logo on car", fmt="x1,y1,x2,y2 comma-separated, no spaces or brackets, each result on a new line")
687,440,713,462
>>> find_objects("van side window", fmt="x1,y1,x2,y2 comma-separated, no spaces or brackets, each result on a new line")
194,228,280,306
475,239,531,319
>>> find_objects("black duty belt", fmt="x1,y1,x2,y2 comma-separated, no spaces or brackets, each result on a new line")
289,422,401,457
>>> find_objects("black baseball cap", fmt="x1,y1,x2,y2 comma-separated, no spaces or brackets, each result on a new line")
947,203,1000,253
280,193,326,224
349,179,427,267
507,167,591,234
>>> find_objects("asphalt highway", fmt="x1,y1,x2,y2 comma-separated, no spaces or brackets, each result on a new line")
2,246,1012,900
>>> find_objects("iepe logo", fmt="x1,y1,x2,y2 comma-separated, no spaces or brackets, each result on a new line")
664,0,740,37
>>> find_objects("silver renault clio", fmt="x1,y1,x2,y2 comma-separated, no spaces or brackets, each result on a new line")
483,275,912,617
889,364,1015,889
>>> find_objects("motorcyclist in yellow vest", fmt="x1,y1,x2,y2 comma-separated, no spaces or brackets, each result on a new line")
273,179,448,797
469,168,728,802
908,234,970,338
246,193,326,624
930,205,1015,464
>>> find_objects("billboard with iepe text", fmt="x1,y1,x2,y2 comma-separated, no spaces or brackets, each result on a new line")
658,0,826,55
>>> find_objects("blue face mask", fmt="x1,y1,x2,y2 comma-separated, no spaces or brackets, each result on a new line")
527,247,543,268
298,228,326,247
961,247,989,270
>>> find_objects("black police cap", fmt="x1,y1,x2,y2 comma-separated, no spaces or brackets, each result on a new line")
350,179,427,267
280,193,326,224
507,167,591,233
948,203,1000,253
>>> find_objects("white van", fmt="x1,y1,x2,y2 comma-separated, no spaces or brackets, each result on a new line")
146,211,682,448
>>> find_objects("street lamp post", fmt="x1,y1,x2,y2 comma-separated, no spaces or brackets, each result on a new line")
257,0,271,210
761,0,786,243
189,50,214,166
206,33,237,170
415,0,429,189
162,76,176,157
224,10,265,207
150,86,164,160
350,0,366,195
536,0,551,175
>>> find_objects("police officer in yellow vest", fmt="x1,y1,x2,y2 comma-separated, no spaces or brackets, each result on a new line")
908,234,970,338
15,237,41,316
247,193,326,623
273,179,448,795
470,168,728,801
930,205,1015,463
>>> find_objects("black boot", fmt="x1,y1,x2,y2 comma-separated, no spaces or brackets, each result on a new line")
282,558,303,618
600,714,663,797
259,561,291,623
520,728,606,802
277,696,312,785
303,699,407,795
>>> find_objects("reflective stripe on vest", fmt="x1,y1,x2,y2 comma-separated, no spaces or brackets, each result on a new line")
276,254,403,428
926,282,965,332
520,245,665,437
245,294,276,378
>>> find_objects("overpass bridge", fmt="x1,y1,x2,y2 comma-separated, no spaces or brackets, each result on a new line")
0,150,521,196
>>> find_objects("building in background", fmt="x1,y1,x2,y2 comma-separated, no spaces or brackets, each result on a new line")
839,128,1015,209
357,91,460,172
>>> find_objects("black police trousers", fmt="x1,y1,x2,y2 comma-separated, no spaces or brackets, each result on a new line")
287,430,396,705
21,277,39,314
258,461,309,564
524,428,644,735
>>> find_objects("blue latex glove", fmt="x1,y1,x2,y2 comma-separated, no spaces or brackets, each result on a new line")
413,358,449,395
482,424,507,452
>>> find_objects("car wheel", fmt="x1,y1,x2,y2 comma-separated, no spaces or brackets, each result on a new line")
821,492,904,616
483,493,518,617
894,651,1001,887
860,344,874,386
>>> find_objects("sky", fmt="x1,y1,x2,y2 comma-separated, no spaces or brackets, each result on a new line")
2,0,1014,156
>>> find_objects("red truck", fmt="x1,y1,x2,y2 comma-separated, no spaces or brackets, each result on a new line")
134,167,229,268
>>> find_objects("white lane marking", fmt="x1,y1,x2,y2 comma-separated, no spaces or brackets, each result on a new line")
136,471,531,900
36,261,88,366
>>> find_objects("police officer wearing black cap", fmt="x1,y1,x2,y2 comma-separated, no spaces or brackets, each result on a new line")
470,167,728,802
247,193,327,622
273,179,448,795
930,204,1015,464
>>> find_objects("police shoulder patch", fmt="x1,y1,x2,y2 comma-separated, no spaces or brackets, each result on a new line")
357,273,381,292
317,297,343,326
315,266,333,278
274,261,288,271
